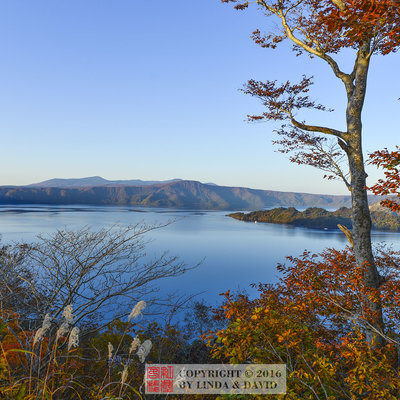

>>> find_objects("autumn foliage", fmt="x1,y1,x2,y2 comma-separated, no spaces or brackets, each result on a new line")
369,147,400,213
221,0,400,349
223,0,400,55
209,246,400,399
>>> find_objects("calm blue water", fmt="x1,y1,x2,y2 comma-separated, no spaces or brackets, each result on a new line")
1,205,400,309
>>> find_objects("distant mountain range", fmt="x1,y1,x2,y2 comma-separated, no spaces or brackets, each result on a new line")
28,176,183,188
0,177,382,211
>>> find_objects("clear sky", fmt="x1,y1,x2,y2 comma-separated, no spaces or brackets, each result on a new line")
0,0,398,195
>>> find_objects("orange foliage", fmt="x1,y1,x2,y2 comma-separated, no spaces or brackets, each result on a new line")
209,247,400,399
0,310,31,369
222,0,400,56
369,147,400,213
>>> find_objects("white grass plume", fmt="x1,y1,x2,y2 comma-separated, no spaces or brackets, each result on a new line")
62,305,74,324
129,336,141,355
33,313,52,347
128,301,146,321
137,339,152,363
56,322,69,342
108,342,114,360
120,364,128,387
68,327,80,351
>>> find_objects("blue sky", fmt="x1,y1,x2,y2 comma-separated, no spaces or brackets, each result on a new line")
0,0,398,195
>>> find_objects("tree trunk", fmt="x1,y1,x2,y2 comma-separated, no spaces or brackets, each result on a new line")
348,148,385,346
346,43,385,346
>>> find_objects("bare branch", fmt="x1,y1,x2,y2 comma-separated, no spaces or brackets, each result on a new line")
290,117,347,140
273,126,350,187
1,224,194,327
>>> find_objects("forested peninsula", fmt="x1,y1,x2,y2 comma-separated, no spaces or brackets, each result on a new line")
228,207,400,232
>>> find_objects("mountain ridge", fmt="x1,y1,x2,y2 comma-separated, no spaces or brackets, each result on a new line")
27,176,184,188
0,179,363,210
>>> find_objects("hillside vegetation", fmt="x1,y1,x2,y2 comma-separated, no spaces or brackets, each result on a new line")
0,181,354,210
228,207,400,231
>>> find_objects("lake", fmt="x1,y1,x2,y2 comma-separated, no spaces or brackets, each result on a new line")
1,204,400,312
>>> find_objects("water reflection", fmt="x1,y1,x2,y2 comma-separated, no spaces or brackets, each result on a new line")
1,205,399,306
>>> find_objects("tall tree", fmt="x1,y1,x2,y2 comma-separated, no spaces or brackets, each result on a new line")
221,0,400,346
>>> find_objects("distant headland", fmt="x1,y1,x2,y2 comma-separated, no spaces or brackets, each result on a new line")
228,206,400,232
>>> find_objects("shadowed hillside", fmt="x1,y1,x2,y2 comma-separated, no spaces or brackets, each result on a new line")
0,180,364,210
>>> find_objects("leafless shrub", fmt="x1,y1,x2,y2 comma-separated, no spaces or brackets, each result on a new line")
0,223,189,327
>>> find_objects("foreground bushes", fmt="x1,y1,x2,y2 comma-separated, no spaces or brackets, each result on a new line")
209,246,400,399
0,225,213,399
2,225,400,399
0,301,218,399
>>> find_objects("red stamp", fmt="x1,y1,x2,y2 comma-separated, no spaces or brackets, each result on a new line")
146,365,174,394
